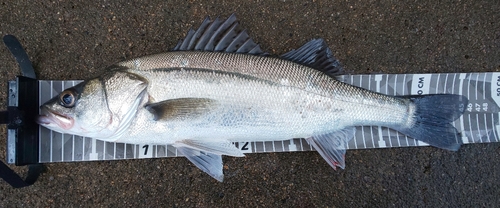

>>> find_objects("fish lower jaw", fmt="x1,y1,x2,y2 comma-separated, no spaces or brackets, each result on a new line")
36,115,52,125
37,112,74,131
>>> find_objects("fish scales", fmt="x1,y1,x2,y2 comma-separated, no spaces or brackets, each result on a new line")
112,51,410,144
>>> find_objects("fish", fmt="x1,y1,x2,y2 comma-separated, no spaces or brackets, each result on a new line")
36,14,468,182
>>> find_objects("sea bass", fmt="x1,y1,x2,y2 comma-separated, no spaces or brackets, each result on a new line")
37,14,467,181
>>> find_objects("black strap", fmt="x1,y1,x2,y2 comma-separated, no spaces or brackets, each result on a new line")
1,35,44,188
3,35,36,79
0,111,8,124
0,162,44,188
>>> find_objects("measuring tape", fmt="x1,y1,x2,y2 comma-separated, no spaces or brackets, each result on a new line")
7,72,500,164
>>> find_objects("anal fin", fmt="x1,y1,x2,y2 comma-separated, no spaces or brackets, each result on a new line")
306,127,355,170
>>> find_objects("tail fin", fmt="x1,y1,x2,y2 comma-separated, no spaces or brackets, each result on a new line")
396,94,468,151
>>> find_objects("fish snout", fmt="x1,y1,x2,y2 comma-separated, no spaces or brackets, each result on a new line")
36,106,75,130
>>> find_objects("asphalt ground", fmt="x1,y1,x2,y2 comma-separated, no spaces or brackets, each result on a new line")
1,0,499,207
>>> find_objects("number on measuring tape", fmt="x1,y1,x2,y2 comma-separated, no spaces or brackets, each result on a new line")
138,144,153,158
239,142,253,153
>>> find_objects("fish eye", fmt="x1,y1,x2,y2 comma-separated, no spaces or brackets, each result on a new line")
59,90,77,108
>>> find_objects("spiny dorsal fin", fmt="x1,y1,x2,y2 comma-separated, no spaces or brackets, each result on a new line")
281,39,344,76
173,14,264,55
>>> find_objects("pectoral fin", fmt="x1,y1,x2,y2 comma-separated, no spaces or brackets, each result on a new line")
306,127,355,170
145,98,217,121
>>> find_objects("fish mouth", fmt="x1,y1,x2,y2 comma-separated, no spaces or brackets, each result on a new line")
37,107,74,130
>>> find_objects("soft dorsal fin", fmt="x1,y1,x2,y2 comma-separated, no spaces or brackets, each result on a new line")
173,14,264,55
281,39,344,76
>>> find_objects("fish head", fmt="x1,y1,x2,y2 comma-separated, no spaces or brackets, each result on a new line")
37,71,148,140
37,78,114,138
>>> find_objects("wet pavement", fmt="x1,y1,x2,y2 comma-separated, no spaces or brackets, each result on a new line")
0,0,499,206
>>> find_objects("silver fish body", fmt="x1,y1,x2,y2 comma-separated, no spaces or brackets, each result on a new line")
111,51,410,144
37,15,467,181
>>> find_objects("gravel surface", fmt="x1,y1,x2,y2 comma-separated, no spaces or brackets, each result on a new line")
1,0,499,207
